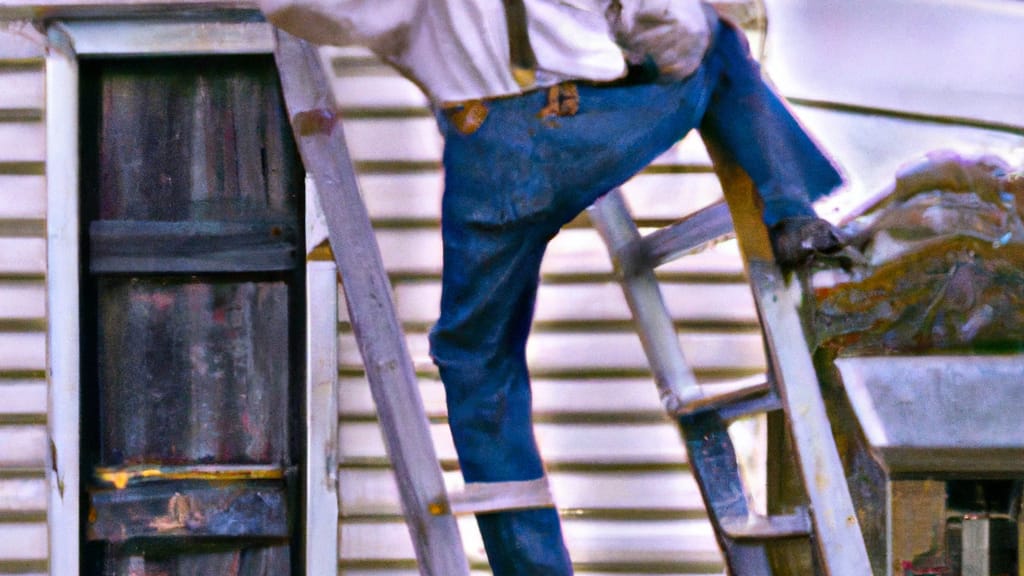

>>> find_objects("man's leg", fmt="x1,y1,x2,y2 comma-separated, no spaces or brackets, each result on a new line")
427,46,730,572
697,16,844,263
430,101,574,574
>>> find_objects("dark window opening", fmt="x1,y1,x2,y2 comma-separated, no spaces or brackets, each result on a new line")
78,54,306,575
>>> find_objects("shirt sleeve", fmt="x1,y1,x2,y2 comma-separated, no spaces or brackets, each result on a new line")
607,0,712,79
260,0,422,57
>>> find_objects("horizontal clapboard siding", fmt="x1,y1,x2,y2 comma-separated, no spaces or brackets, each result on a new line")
323,9,765,568
0,27,48,576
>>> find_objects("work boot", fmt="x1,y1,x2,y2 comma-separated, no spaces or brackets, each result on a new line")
768,215,843,268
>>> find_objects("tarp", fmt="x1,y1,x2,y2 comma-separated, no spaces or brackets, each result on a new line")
813,151,1024,355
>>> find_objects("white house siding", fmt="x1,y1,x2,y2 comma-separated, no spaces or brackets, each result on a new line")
0,24,48,576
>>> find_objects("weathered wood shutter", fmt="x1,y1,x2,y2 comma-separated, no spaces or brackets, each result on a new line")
78,54,305,574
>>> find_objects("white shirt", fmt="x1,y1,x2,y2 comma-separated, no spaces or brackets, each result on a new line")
260,0,711,104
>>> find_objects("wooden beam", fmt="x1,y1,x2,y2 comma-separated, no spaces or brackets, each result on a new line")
0,1,257,19
89,220,297,273
88,479,289,542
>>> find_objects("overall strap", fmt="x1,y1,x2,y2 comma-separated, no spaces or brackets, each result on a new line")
502,0,538,87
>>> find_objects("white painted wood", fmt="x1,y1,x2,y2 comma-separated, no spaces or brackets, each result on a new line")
0,425,45,468
339,376,764,421
371,228,745,277
0,121,44,162
306,260,340,576
341,117,443,163
0,522,47,561
58,19,273,55
339,517,721,567
0,477,46,512
330,73,429,110
0,332,44,371
348,280,756,325
0,176,46,220
338,331,766,374
0,0,256,17
0,380,46,415
43,25,79,576
0,238,45,274
338,421,689,466
338,469,704,517
358,172,443,221
0,25,46,58
0,67,43,109
620,172,723,220
0,281,45,320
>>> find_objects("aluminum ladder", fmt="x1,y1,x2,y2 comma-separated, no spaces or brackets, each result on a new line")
586,134,873,575
273,31,556,575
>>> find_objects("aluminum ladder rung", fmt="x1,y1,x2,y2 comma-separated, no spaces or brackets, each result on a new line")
590,173,873,574
673,377,782,420
639,200,735,269
720,510,813,541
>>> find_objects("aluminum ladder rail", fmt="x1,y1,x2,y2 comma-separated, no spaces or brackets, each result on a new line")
586,135,872,575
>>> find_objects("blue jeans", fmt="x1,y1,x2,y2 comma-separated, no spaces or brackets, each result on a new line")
430,16,841,575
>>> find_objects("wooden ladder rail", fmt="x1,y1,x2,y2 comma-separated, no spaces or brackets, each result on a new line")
272,31,471,575
705,134,873,574
587,134,873,574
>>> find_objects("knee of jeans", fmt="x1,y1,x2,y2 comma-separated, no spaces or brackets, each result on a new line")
447,382,510,436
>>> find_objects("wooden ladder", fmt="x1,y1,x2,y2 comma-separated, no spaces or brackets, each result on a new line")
585,134,873,575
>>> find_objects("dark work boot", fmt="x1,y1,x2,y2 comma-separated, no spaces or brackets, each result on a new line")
768,216,843,268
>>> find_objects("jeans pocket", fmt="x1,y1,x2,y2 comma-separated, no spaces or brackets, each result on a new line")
441,106,554,228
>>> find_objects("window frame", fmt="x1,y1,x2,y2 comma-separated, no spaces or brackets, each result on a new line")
45,16,338,576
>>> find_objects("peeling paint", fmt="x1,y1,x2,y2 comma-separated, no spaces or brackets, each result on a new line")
48,437,64,499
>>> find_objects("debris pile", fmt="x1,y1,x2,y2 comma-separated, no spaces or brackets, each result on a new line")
812,151,1024,356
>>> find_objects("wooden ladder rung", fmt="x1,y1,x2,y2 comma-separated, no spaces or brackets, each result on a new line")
720,510,812,541
434,478,555,516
